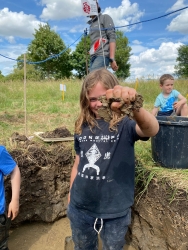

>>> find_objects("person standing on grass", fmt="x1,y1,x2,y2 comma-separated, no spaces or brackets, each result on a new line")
88,2,118,72
67,68,159,250
152,74,188,117
0,145,21,250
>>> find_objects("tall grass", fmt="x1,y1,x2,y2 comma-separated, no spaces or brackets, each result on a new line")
1,78,188,142
0,79,81,142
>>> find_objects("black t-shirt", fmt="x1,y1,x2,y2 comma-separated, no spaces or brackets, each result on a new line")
70,117,148,219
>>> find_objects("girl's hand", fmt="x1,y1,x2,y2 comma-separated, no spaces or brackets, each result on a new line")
106,86,137,112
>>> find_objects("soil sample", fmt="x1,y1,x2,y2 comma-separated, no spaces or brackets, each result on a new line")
98,94,144,122
40,127,72,138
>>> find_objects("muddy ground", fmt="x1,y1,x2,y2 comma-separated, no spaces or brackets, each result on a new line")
8,217,136,250
9,217,71,250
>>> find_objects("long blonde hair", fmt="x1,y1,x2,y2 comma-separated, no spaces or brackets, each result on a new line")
75,68,119,134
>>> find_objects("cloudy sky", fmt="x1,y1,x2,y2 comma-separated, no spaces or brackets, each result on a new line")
0,0,188,79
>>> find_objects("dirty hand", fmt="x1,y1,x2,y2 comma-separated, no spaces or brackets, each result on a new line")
106,85,137,112
110,61,118,71
8,200,19,220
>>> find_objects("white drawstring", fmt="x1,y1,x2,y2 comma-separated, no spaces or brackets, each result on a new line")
94,218,103,234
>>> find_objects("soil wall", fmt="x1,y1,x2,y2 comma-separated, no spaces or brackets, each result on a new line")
5,140,72,224
128,180,188,250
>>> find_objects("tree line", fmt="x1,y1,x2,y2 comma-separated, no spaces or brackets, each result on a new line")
0,23,187,81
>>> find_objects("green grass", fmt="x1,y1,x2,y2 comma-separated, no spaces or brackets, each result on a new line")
1,77,188,198
1,77,187,141
135,140,188,200
0,79,80,140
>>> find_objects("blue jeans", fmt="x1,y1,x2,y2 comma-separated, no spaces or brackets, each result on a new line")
90,56,109,72
67,205,131,250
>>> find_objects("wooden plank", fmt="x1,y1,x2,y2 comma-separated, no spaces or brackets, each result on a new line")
33,132,74,142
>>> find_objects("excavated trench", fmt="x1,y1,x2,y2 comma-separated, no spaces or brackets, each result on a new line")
5,97,188,250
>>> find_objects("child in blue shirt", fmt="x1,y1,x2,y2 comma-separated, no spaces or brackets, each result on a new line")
0,145,21,250
152,74,188,116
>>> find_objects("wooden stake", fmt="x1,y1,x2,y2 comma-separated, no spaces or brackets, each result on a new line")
24,53,27,136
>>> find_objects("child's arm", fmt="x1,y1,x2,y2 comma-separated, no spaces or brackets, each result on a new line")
8,165,21,220
174,94,187,110
134,108,159,137
68,154,80,204
151,107,158,116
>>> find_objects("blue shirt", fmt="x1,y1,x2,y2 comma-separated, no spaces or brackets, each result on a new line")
154,89,180,111
0,145,16,214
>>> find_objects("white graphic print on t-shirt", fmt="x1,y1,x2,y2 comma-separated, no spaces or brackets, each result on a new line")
82,143,101,175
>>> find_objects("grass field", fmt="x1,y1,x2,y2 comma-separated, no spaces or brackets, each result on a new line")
0,79,81,141
1,77,188,194
1,77,188,139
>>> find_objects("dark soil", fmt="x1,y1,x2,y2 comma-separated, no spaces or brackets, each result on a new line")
5,130,73,227
40,127,72,138
10,131,72,169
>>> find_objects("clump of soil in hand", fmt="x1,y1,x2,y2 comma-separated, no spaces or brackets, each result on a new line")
40,127,72,138
98,94,144,122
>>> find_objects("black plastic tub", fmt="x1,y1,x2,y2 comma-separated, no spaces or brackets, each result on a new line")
151,116,188,169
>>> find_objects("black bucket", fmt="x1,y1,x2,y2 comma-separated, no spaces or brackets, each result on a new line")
151,116,188,169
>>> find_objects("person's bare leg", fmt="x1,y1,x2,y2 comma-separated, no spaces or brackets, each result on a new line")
176,103,188,116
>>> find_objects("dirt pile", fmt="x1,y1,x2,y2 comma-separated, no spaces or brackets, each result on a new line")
40,127,72,138
5,129,73,225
